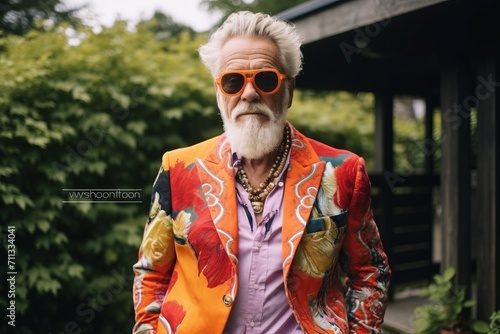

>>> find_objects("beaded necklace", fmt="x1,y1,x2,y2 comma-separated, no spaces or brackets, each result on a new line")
236,126,291,214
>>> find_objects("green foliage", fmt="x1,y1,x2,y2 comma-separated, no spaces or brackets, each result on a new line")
488,310,500,334
200,0,310,28
0,20,219,333
412,267,475,334
138,11,196,40
472,310,500,334
0,0,83,36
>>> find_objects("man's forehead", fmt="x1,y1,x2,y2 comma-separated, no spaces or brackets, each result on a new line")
220,37,280,68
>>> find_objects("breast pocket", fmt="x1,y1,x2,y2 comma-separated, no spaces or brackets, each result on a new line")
295,211,348,277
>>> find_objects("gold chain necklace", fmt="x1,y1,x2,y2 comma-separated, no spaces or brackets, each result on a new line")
236,126,291,214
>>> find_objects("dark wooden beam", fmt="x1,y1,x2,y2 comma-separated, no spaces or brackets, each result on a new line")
467,0,500,319
475,52,500,322
289,0,450,44
373,91,395,299
374,92,394,173
439,63,472,298
424,96,436,174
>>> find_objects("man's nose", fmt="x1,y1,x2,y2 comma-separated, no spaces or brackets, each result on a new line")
241,81,259,101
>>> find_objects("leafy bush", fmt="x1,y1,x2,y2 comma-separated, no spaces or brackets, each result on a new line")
472,310,500,334
412,267,475,334
0,21,218,333
487,310,500,334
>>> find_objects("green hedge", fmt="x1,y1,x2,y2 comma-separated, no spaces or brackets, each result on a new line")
0,22,219,333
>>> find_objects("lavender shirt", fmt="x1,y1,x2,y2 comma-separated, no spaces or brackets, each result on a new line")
224,154,303,334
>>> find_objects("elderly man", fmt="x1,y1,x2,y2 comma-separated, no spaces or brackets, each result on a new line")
133,11,390,334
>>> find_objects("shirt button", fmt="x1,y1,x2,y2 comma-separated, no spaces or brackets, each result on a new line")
253,284,259,290
278,181,284,187
250,321,255,327
222,294,233,306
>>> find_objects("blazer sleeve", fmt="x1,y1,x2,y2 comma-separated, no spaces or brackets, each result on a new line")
132,154,176,334
340,156,391,333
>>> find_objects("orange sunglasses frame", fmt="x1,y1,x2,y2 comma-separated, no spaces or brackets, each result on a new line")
215,68,288,96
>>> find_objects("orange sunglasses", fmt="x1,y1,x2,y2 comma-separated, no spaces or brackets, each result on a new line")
215,68,288,96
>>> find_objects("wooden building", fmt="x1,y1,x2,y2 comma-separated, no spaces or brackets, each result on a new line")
279,0,499,320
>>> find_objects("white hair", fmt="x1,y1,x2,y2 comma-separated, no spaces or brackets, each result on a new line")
199,11,303,79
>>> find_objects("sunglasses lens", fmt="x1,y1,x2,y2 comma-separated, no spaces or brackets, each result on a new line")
221,73,245,95
255,71,279,92
219,70,282,95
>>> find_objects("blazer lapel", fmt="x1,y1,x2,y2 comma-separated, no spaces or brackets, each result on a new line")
281,125,325,279
196,136,239,268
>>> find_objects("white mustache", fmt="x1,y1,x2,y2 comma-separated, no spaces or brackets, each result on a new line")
231,102,275,121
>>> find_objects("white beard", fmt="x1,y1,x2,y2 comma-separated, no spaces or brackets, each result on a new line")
221,100,288,160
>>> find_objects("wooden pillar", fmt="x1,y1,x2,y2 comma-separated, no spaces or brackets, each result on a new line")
374,91,394,298
374,92,394,173
474,0,500,317
439,63,472,297
476,54,499,322
424,96,435,174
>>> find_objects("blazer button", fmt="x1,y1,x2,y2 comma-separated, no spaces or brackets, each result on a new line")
222,294,233,306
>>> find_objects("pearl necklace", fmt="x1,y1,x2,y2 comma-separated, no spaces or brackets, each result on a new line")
236,126,291,214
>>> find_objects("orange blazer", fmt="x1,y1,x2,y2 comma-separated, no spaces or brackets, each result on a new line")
133,123,390,334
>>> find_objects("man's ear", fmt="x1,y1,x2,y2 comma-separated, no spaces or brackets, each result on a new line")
287,78,296,108
214,83,224,111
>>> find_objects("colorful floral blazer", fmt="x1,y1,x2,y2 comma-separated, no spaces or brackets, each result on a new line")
133,123,391,334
